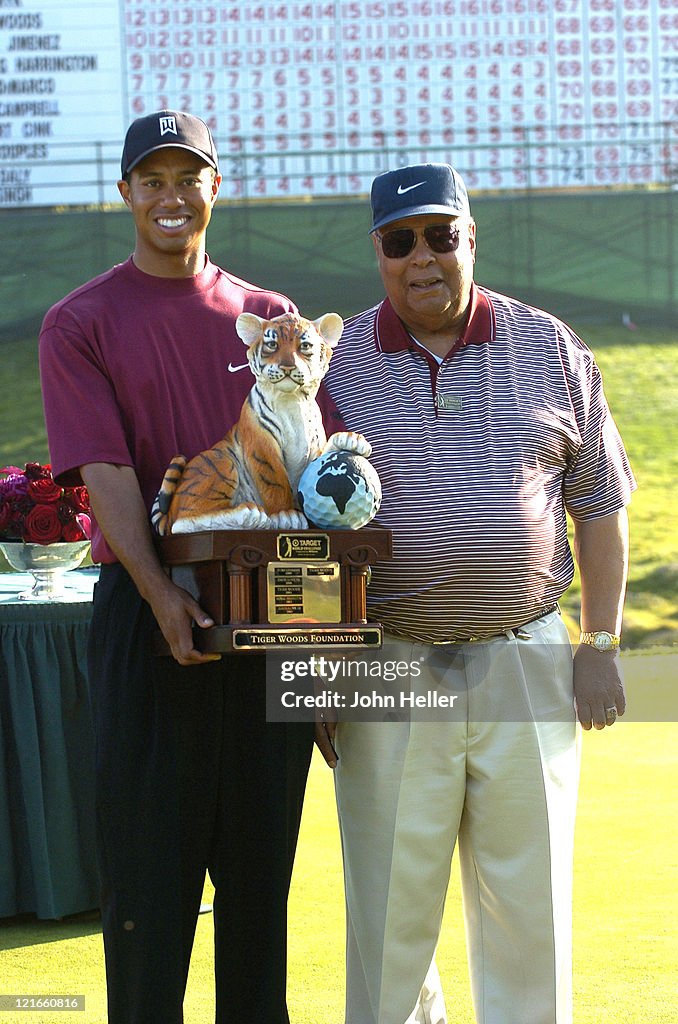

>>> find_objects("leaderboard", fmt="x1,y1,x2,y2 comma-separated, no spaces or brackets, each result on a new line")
1,0,677,207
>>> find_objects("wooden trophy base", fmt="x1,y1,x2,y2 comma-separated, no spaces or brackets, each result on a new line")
155,526,392,654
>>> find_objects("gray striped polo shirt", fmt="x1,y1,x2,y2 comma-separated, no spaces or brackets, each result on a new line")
324,285,636,642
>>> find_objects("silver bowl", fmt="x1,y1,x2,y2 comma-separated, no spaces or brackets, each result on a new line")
0,540,91,600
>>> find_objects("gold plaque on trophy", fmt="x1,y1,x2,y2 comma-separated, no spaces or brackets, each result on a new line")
267,561,342,623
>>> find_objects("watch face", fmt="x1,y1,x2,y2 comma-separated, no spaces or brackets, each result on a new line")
594,632,614,651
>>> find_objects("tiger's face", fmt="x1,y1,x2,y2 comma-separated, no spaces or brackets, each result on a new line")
235,311,344,395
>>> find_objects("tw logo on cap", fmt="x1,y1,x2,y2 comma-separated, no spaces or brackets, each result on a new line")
159,115,178,136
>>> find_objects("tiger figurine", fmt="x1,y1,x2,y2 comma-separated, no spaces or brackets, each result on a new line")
152,310,371,535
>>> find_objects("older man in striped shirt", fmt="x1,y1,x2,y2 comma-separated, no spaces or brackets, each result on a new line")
317,164,635,1024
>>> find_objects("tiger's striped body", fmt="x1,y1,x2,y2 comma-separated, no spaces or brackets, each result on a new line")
152,311,369,535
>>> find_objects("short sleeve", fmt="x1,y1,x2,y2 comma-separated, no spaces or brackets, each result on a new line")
562,353,636,521
39,314,134,487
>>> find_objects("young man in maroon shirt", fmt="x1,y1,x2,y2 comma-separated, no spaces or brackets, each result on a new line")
40,110,331,1024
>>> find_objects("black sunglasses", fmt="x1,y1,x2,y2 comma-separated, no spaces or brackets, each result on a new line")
377,224,461,259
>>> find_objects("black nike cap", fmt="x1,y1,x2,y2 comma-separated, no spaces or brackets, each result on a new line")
121,109,219,178
370,163,471,232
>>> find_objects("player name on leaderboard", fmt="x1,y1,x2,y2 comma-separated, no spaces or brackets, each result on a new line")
0,0,677,207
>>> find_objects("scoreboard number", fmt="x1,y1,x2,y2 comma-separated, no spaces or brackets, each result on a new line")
0,0,676,207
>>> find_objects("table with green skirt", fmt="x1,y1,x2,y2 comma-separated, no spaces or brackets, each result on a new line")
0,568,99,919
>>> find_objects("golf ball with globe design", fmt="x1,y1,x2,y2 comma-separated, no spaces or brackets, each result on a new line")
297,450,382,529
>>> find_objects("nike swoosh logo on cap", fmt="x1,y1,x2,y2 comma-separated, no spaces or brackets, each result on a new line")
397,181,426,195
228,361,250,373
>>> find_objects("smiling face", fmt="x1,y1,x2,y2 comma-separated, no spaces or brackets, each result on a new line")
373,213,476,349
117,148,221,277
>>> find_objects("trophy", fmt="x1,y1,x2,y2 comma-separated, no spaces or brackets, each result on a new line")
153,310,392,654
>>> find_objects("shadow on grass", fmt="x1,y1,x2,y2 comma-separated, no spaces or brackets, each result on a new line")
623,563,678,649
631,563,678,592
0,909,101,950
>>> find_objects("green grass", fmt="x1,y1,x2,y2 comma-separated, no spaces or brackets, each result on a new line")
2,721,676,1023
0,334,48,468
557,327,678,648
2,324,676,645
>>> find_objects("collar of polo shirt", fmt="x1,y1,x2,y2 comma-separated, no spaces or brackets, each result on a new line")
375,283,495,357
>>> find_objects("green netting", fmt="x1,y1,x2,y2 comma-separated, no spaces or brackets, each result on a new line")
0,189,675,342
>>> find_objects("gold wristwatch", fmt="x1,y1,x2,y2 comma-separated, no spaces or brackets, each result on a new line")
579,630,620,652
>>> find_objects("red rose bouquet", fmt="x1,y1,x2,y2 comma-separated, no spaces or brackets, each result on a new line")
0,463,91,545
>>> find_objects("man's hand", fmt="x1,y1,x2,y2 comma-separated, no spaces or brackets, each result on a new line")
314,690,338,768
573,644,625,730
572,509,629,730
148,577,221,666
80,462,220,666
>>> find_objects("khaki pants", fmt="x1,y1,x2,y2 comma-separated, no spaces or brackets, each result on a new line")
334,611,580,1024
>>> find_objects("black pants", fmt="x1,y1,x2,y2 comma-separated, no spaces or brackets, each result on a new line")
88,565,314,1024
